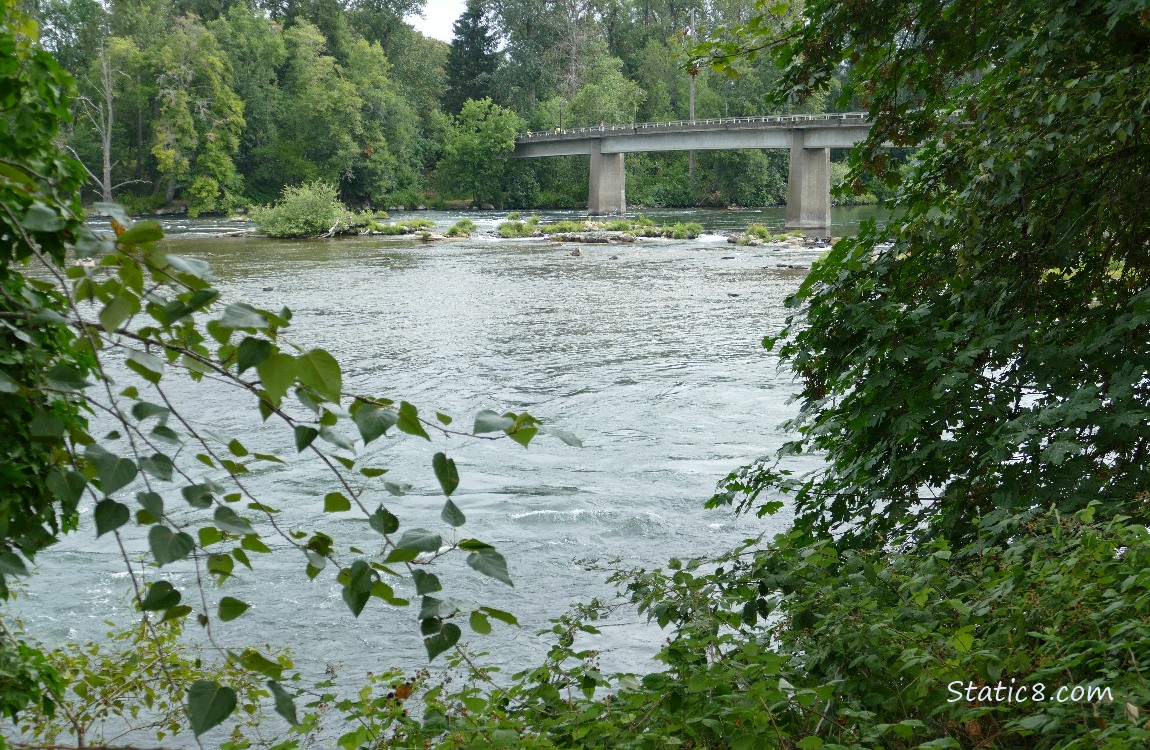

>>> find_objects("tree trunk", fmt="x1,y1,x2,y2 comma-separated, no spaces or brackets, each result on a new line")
99,49,114,203
165,173,177,204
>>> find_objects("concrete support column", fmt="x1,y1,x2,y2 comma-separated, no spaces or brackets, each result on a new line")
588,140,626,216
785,130,831,230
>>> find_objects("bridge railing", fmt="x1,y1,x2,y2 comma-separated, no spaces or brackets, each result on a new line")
518,112,870,140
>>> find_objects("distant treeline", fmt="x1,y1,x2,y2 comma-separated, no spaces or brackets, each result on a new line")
28,0,886,212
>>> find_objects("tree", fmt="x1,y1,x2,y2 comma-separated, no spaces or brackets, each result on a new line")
443,0,499,114
74,37,142,203
700,0,1150,548
150,15,245,213
436,97,522,207
209,3,287,202
566,45,643,127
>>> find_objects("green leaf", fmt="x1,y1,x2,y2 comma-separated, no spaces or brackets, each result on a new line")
207,553,233,579
458,538,495,551
47,469,87,514
256,353,297,404
214,506,253,534
118,220,164,244
397,401,430,440
139,580,181,611
318,426,355,451
241,535,272,553
293,426,318,452
199,527,224,547
369,505,399,535
341,560,376,617
139,453,174,481
219,302,268,329
469,610,492,634
424,622,461,661
149,525,195,565
218,596,250,622
441,499,466,528
237,649,283,680
296,349,342,403
85,444,138,496
473,410,514,433
432,453,460,497
126,349,165,384
21,202,64,232
352,405,397,444
131,402,170,422
0,371,18,393
94,500,130,537
324,492,352,512
467,548,513,586
187,679,237,737
160,605,193,623
236,337,273,375
182,484,214,509
412,569,442,595
479,606,518,626
268,680,298,726
540,425,583,447
397,529,442,553
0,552,29,578
137,491,164,520
165,253,211,278
99,294,138,332
508,427,538,449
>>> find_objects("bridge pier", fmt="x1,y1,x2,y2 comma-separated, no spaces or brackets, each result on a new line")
785,131,831,230
588,141,626,216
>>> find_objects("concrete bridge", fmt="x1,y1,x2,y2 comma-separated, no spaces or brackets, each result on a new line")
512,112,871,228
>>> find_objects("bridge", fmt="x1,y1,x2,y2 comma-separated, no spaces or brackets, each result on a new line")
512,113,871,228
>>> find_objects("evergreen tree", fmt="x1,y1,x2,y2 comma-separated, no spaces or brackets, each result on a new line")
443,0,498,114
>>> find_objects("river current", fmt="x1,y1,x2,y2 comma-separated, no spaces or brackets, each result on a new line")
14,207,880,701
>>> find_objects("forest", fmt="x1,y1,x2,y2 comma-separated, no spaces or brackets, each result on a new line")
25,0,861,214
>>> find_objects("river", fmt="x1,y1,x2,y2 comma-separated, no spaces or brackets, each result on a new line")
13,206,881,729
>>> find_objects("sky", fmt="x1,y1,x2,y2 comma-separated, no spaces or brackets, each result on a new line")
405,0,466,43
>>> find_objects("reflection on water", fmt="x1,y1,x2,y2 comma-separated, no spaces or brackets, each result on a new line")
21,208,871,689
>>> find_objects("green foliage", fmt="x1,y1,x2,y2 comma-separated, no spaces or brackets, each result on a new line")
443,0,498,114
436,98,523,207
250,180,347,237
706,0,1150,547
435,508,1150,749
12,617,272,746
497,219,537,238
150,15,245,215
446,218,476,236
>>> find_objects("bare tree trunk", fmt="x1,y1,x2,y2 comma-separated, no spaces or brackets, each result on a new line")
98,49,114,203
165,173,177,204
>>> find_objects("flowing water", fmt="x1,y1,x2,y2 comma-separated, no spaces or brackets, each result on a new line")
13,207,882,698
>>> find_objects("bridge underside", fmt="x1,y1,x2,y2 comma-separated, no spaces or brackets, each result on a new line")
513,123,870,227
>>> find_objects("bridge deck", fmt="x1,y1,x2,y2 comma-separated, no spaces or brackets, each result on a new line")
513,113,871,157
518,112,868,141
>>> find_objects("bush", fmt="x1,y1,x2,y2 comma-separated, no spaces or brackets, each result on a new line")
538,219,587,234
395,218,434,231
447,218,476,237
250,181,347,238
497,220,536,238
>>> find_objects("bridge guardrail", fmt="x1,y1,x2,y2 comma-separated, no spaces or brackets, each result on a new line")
518,112,870,140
